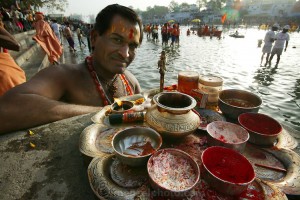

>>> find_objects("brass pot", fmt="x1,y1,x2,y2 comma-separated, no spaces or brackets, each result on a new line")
145,92,200,138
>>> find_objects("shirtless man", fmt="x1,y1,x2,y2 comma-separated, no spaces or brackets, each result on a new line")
0,4,143,134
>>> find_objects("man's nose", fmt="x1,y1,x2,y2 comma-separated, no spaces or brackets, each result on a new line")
118,44,130,58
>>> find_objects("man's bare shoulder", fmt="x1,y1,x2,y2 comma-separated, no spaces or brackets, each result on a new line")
31,63,86,81
3,63,88,99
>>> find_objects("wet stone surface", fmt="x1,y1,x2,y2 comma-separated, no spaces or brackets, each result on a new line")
0,113,96,200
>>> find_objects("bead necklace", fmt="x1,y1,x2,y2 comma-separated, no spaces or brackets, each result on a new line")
97,72,118,96
120,73,134,96
85,56,134,105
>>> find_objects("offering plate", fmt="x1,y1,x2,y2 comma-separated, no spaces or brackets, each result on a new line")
276,123,299,150
79,123,122,158
87,147,288,200
80,89,300,199
242,144,300,195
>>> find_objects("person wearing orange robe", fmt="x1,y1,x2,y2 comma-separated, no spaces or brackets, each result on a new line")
32,12,62,64
0,25,26,96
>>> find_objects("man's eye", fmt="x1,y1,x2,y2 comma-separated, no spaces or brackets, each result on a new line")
111,37,122,44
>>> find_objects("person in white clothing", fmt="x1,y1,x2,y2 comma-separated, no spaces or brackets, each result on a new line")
269,25,290,66
261,24,279,65
50,19,61,44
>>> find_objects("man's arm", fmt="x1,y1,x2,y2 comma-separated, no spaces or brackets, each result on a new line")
0,66,101,134
0,27,20,51
285,41,289,52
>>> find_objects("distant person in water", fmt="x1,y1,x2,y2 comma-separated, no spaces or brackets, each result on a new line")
269,25,290,66
161,23,168,46
76,27,86,48
64,22,76,52
261,23,279,65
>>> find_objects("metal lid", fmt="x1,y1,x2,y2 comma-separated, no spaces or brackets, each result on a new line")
199,75,223,87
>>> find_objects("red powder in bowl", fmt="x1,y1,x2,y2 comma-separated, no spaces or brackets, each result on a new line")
239,113,282,136
202,147,255,184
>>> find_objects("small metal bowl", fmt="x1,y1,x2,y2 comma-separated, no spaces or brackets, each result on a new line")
111,100,134,113
238,113,282,146
207,121,249,153
147,148,200,197
218,89,262,119
112,126,162,167
201,146,255,196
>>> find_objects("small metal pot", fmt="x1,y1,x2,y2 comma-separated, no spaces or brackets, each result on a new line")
112,126,162,167
218,89,262,119
145,92,200,138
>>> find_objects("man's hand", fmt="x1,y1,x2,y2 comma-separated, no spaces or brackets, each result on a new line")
284,48,287,52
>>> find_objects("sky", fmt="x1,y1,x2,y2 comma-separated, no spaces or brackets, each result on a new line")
65,0,198,16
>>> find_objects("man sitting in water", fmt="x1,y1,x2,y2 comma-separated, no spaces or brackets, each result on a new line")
0,4,143,134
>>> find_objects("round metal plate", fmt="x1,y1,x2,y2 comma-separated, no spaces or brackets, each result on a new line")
79,123,121,157
243,144,300,195
88,155,149,200
276,124,299,150
88,155,287,199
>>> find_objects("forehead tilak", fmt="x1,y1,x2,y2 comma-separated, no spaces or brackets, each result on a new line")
109,20,138,39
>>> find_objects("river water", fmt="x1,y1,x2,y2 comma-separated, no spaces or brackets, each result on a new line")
73,27,300,132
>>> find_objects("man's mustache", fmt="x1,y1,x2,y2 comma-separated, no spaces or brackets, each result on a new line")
111,54,130,64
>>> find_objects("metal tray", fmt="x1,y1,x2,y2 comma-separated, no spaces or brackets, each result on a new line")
88,154,287,200
243,144,300,195
81,91,299,199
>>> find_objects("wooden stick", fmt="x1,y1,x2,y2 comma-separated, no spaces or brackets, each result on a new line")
254,163,287,173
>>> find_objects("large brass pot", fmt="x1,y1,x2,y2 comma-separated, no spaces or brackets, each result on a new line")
145,92,200,138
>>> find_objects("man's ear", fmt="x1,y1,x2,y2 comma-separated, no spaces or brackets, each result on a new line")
90,29,98,47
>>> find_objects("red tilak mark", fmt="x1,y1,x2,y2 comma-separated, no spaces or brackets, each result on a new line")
129,29,134,39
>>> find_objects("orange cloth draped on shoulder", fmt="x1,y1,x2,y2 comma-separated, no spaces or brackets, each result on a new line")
0,53,26,96
32,13,62,64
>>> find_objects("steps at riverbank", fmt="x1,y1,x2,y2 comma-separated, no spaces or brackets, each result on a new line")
11,30,50,80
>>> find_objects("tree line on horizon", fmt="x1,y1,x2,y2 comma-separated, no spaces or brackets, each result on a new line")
1,0,68,12
1,0,227,16
132,0,227,21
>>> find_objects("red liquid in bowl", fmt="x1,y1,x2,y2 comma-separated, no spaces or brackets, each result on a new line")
202,147,255,184
239,113,282,136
